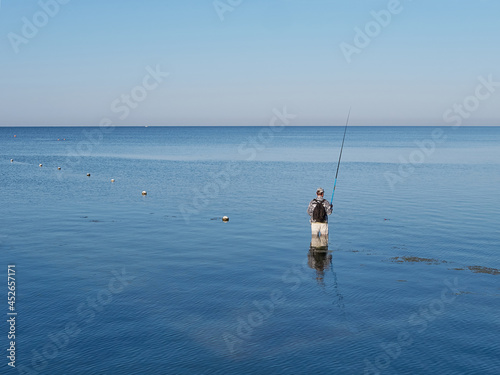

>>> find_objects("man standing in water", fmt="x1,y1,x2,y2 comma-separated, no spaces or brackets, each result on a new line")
307,188,333,237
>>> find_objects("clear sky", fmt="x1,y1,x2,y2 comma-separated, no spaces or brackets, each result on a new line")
1,0,499,126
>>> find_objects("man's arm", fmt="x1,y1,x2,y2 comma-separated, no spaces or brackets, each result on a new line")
325,200,333,215
307,200,316,216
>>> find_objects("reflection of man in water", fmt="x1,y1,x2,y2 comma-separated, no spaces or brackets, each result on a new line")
307,240,356,333
308,235,332,284
307,187,333,237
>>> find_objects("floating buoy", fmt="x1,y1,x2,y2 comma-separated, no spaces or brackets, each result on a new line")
39,164,43,167
10,159,13,162
142,191,147,195
57,167,61,170
86,173,91,177
111,179,115,183
222,216,229,222
14,135,16,138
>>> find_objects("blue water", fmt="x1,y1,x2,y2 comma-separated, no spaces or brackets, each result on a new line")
1,126,499,375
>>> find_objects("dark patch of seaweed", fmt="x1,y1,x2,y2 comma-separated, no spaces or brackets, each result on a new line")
388,256,446,265
467,266,500,275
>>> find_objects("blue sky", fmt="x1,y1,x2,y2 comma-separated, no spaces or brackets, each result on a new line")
0,0,499,126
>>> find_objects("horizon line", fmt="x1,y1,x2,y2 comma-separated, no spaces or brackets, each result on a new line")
0,125,499,128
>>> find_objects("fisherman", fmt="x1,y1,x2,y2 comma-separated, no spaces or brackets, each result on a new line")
307,188,333,237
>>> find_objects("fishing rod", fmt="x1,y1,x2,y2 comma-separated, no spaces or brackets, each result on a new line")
331,108,351,204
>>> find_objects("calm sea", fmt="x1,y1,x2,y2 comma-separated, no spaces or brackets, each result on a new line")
1,126,499,375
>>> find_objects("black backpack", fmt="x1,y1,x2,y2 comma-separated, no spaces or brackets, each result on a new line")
312,199,327,222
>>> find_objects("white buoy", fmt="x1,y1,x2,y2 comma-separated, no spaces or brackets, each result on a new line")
111,179,115,183
39,164,43,167
57,167,61,170
222,216,229,222
142,191,147,196
86,173,91,177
